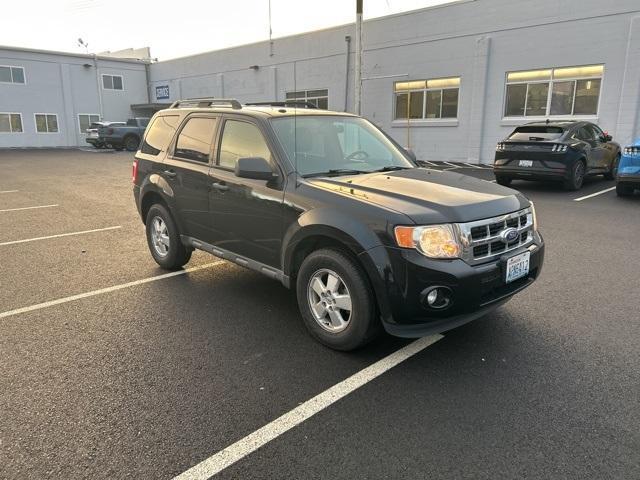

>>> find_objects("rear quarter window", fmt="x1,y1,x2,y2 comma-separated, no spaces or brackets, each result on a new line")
508,126,564,141
140,115,179,156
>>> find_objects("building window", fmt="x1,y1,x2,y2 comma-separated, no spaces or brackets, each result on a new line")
35,114,59,133
285,89,328,109
393,77,460,120
78,114,101,134
504,64,603,118
0,65,25,84
0,113,23,133
102,74,124,90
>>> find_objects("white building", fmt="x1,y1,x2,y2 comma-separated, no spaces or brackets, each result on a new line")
3,0,640,163
0,46,150,148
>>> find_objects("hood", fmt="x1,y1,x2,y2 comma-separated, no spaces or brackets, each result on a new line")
307,168,528,224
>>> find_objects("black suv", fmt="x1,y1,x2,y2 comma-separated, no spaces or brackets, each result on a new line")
494,121,620,190
133,98,544,350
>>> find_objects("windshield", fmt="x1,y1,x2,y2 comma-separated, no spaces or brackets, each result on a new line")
270,116,414,176
508,126,564,141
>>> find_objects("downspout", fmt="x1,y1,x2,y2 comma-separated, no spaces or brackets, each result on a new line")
344,35,351,112
94,54,104,119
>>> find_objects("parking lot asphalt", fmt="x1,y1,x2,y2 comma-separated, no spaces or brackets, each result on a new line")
1,150,638,479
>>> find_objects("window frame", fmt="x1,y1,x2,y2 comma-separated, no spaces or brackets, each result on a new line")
0,65,26,85
502,64,604,120
34,113,59,134
169,114,219,165
77,113,101,134
0,113,24,134
392,77,461,122
101,74,125,91
285,88,329,109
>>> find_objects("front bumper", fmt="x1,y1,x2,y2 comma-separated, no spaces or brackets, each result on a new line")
367,234,544,337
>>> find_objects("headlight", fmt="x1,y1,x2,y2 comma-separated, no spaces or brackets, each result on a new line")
394,224,461,259
529,201,538,231
624,146,640,156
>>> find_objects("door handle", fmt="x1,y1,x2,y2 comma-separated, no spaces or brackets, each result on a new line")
163,169,177,179
212,182,229,192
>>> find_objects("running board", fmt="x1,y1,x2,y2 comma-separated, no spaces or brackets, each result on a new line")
181,235,290,288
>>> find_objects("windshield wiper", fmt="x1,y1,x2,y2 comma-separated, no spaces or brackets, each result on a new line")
371,166,412,172
303,169,370,178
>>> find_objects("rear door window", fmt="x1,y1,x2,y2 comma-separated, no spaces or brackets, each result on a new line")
508,126,564,141
140,115,179,156
174,117,218,163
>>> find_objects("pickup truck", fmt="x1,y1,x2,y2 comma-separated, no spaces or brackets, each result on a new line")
99,118,150,151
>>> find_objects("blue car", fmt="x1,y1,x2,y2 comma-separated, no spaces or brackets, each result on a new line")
618,140,640,196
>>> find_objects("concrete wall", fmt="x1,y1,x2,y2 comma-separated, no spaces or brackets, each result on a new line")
0,48,148,148
149,0,640,163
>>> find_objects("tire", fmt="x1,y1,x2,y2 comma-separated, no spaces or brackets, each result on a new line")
563,160,585,191
604,154,620,181
296,248,380,351
495,176,512,187
145,204,192,270
124,135,140,152
616,183,634,197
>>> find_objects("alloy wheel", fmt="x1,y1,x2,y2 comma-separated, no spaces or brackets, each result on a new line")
307,268,353,333
150,216,170,257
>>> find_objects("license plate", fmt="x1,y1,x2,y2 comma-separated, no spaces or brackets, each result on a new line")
505,251,530,283
519,160,533,167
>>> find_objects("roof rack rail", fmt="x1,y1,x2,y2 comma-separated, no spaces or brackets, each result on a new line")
170,98,242,109
245,100,318,109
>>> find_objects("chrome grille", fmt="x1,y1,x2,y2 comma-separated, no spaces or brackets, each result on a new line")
456,208,534,265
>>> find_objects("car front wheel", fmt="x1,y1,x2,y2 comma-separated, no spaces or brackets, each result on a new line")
296,248,380,351
145,204,192,269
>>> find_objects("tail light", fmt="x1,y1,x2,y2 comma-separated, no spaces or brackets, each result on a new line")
552,144,567,152
132,159,138,183
496,142,506,152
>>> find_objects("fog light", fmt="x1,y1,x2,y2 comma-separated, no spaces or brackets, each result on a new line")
422,286,452,310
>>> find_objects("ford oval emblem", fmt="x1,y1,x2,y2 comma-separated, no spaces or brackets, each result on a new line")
501,227,519,243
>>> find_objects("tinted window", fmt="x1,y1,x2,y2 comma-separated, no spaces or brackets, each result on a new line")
574,127,593,142
442,89,459,118
508,126,564,141
425,90,441,118
574,79,600,115
174,117,217,162
525,83,549,116
218,120,271,169
550,81,575,115
141,115,179,156
504,84,527,117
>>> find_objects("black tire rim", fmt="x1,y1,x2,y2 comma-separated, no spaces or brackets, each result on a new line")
575,162,585,186
126,137,138,150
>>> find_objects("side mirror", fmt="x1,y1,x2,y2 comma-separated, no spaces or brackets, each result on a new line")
235,157,277,180
604,134,613,142
404,148,417,162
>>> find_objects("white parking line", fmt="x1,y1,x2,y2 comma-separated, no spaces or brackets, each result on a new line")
443,162,460,168
0,204,58,213
421,160,438,166
173,333,443,480
573,187,616,202
0,261,224,320
0,226,122,247
0,190,19,194
463,163,484,169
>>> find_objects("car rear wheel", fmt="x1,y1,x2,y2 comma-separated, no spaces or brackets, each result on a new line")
603,154,620,180
145,204,192,269
616,183,634,196
563,160,585,191
124,135,140,152
495,176,512,186
296,248,380,351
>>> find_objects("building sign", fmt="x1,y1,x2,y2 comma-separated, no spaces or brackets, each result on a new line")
155,85,170,100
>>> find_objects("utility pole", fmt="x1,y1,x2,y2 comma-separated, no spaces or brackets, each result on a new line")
354,0,363,115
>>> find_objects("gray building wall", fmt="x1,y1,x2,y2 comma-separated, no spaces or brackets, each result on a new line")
0,47,149,148
149,0,640,163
